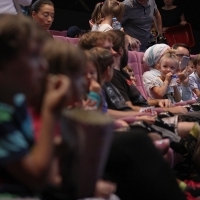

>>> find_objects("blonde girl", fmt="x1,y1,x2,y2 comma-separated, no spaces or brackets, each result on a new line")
149,50,181,102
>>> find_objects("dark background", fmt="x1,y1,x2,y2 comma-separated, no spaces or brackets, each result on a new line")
32,0,200,53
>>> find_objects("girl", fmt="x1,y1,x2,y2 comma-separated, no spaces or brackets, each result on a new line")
91,0,125,32
84,47,115,114
149,50,181,103
189,54,200,97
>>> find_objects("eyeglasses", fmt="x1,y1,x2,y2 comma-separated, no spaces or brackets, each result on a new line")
176,54,190,58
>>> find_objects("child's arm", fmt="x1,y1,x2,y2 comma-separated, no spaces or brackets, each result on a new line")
6,75,71,189
152,73,172,99
173,86,182,102
192,88,200,97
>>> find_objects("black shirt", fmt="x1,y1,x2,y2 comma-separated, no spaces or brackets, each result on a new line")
159,7,183,27
102,82,131,111
111,69,148,107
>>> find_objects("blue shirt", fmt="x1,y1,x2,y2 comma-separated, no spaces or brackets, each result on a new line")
122,0,157,52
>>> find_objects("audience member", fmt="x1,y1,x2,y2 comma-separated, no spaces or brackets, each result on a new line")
67,25,86,38
123,65,137,85
148,50,181,102
91,0,124,32
189,54,200,97
121,0,163,52
0,0,32,14
159,0,187,32
172,43,193,100
31,0,54,30
0,14,71,197
143,44,170,89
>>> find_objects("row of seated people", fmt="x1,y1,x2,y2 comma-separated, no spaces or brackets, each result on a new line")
1,14,193,200
53,33,198,105
2,0,199,199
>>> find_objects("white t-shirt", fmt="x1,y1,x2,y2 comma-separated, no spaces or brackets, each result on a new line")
0,0,32,14
91,24,113,32
148,76,174,102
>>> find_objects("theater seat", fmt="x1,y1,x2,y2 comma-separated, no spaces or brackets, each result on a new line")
48,30,63,36
61,30,67,37
65,37,80,45
53,35,69,43
128,51,149,99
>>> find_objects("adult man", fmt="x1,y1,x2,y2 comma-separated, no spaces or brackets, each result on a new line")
121,0,163,52
0,0,32,14
107,30,188,114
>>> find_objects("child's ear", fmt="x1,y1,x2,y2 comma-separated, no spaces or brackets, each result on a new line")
32,11,36,19
156,63,161,70
118,47,123,56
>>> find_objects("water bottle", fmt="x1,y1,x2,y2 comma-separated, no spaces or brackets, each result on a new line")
112,17,122,30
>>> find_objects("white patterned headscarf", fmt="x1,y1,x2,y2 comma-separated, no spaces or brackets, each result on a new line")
143,44,170,67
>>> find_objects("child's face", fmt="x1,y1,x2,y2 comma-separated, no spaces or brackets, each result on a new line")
195,64,200,76
2,39,47,97
159,58,177,76
84,61,98,83
187,63,195,75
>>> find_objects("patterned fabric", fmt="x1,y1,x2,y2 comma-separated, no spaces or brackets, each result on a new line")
189,72,200,90
0,94,34,195
143,43,170,67
145,75,174,102
103,82,131,111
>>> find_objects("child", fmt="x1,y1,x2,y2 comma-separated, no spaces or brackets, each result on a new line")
181,57,196,100
189,54,200,97
123,65,137,86
0,14,83,197
91,0,125,32
149,50,181,103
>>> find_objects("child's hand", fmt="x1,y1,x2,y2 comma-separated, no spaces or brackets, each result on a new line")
89,79,101,94
181,76,189,86
165,72,173,82
158,99,172,108
43,74,71,113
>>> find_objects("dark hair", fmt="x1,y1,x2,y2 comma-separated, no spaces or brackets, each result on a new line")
0,14,46,67
106,30,127,69
193,54,200,67
172,43,191,53
31,0,54,13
